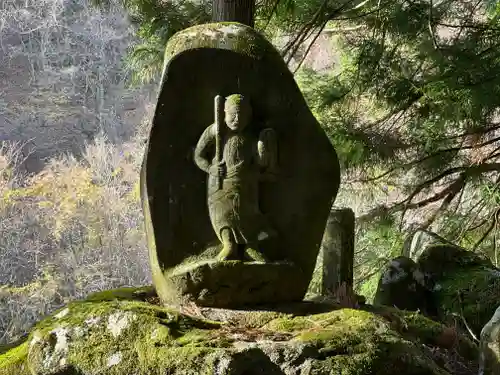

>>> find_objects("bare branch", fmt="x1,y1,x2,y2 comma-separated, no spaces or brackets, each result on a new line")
358,163,500,224
472,209,499,251
357,134,500,184
420,177,466,230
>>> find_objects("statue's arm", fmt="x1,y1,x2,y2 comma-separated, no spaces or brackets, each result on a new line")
194,125,215,173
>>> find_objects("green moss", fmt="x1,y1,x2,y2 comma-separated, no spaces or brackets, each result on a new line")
0,288,477,375
266,309,376,333
85,286,156,302
266,309,448,375
435,265,500,335
0,335,28,356
416,244,500,337
22,297,226,375
163,22,281,71
175,328,232,348
264,306,477,372
295,310,390,354
264,314,313,331
225,93,245,107
0,341,30,375
417,245,491,279
379,308,478,359
234,311,283,328
265,308,396,371
307,339,448,375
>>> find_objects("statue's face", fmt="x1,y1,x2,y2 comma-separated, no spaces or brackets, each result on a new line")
225,102,250,131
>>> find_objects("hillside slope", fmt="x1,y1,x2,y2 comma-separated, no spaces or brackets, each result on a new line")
0,0,151,172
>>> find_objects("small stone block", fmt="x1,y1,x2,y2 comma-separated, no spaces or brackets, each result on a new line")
168,261,307,308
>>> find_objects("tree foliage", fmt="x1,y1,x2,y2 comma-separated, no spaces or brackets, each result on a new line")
297,0,500,290
327,1,500,236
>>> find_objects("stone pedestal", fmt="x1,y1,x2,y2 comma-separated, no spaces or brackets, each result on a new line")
167,260,307,308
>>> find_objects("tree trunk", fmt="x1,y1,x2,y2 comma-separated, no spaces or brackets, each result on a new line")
212,0,256,28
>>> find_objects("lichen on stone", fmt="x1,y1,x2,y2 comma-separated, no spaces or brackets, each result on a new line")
161,22,280,81
107,311,136,338
106,351,122,368
54,308,69,319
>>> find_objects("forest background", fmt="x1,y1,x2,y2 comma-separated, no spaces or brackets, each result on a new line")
1,0,500,345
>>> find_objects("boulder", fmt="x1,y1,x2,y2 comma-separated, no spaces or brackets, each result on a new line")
417,245,500,336
374,256,437,317
0,287,478,375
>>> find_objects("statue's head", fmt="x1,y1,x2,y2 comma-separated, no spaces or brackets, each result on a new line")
224,94,252,131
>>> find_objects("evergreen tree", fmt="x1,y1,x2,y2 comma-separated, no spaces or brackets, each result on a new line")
294,0,500,294
90,0,365,82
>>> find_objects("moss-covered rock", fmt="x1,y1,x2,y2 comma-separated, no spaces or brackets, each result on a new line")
417,245,500,336
374,256,437,317
0,341,30,375
0,288,478,374
85,286,157,302
417,245,492,280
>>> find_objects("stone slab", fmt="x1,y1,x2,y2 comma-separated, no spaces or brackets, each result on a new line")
168,260,308,307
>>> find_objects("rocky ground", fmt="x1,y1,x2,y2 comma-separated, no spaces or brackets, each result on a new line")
0,286,478,375
5,243,500,374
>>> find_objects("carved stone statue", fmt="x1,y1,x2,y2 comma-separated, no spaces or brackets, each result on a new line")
141,22,341,308
194,94,277,262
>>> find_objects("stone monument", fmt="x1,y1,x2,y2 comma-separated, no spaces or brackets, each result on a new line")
316,208,355,296
140,22,340,308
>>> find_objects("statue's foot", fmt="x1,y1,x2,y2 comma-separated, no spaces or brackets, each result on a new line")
217,244,242,261
245,247,268,262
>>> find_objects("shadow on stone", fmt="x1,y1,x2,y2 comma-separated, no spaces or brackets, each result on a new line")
218,348,286,374
374,256,437,318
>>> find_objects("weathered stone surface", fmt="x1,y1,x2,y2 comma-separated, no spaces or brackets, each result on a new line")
0,288,479,375
193,94,280,262
417,244,492,280
141,22,340,307
479,305,500,375
417,245,500,336
167,261,307,308
374,256,436,317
